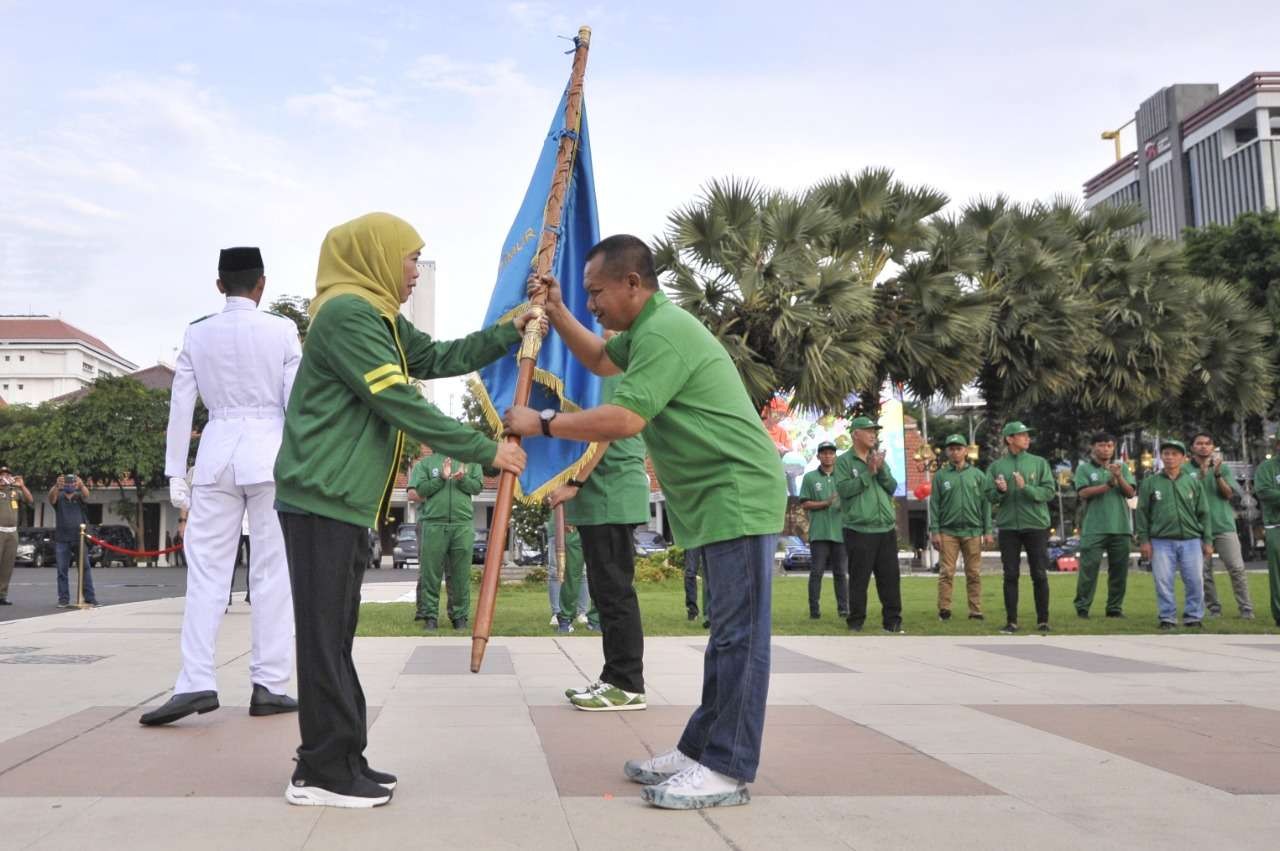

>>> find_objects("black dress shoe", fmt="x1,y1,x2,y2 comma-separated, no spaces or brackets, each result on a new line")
451,617,468,629
250,683,299,716
139,691,219,726
0,598,12,605
424,617,438,631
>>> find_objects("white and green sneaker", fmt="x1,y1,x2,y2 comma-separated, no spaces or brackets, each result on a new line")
563,680,602,700
569,683,645,712
641,763,749,810
624,748,696,785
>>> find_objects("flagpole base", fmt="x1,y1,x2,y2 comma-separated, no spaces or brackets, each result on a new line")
470,636,488,673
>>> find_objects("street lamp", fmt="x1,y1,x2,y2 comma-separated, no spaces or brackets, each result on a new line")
1100,117,1136,162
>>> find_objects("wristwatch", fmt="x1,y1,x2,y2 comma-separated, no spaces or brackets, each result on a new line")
539,408,558,437
566,478,585,489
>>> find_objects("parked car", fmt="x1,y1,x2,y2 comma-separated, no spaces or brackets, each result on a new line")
89,524,138,567
633,528,668,557
1048,536,1080,571
472,528,487,564
779,535,812,571
15,527,56,567
366,528,383,569
392,523,419,570
515,538,545,566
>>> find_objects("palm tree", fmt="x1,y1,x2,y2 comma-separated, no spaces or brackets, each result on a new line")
655,177,881,412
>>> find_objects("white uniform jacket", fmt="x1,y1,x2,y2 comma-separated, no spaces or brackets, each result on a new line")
165,297,302,486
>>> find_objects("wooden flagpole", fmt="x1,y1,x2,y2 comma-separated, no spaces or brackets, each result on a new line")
471,26,592,672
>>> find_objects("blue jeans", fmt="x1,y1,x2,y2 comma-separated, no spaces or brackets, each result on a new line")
1150,538,1204,623
677,533,775,783
55,540,96,604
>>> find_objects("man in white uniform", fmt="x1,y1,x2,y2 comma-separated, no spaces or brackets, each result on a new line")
141,247,302,726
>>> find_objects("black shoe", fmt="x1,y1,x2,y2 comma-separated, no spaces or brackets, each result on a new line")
938,610,952,621
0,598,11,605
1183,620,1202,629
139,691,219,726
286,771,392,808
1076,610,1089,619
250,684,299,717
414,614,426,621
838,610,850,618
1106,611,1123,618
451,617,468,629
687,608,698,621
424,617,438,631
363,766,397,790
809,612,821,620
1037,623,1051,633
1158,621,1175,630
702,619,710,629
968,613,984,621
999,623,1018,634
846,621,863,632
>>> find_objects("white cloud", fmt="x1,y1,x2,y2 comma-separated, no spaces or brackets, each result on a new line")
406,53,536,99
285,84,388,129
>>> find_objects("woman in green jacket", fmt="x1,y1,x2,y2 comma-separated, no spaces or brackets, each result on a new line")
276,212,536,808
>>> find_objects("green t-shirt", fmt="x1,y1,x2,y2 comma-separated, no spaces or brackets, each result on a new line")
1255,457,1280,526
1074,458,1135,537
798,468,842,543
605,291,786,549
564,375,650,527
1187,461,1241,537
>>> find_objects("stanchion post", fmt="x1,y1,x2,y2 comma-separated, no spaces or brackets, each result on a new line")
77,523,89,609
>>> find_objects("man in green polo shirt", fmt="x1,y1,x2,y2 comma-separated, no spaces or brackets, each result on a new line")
929,434,992,621
835,417,902,633
1188,432,1254,619
1136,439,1211,629
1253,433,1280,628
799,441,848,620
505,234,785,810
408,455,483,630
986,421,1054,634
1072,432,1136,619
548,370,652,710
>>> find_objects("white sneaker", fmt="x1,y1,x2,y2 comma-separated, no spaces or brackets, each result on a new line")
574,613,589,625
284,776,392,808
549,615,559,626
641,763,749,809
563,680,602,700
623,748,696,785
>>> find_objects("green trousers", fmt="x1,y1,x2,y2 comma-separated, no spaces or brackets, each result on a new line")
1268,527,1280,625
1073,532,1131,616
417,523,474,623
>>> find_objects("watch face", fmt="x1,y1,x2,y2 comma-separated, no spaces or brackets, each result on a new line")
541,409,556,419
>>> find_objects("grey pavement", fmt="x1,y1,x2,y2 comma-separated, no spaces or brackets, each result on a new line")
0,580,1278,850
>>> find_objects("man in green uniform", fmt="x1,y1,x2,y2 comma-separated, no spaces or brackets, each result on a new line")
505,234,785,809
1136,439,1211,629
547,521,598,633
836,418,902,633
1188,432,1254,619
799,441,848,620
0,465,33,606
929,434,992,621
986,421,1054,634
549,370,652,708
1072,432,1136,619
408,455,482,630
1253,433,1280,628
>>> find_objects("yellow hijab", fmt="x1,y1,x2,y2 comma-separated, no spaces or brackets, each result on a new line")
310,212,424,321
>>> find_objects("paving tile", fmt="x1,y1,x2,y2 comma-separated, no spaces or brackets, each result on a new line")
960,644,1188,673
41,627,181,634
973,704,1280,793
685,642,856,674
401,644,514,674
0,707,377,797
531,704,996,798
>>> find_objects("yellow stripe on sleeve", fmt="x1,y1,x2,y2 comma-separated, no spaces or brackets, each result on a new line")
364,363,401,383
369,373,408,395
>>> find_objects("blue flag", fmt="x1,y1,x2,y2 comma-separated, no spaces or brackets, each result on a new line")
472,86,602,502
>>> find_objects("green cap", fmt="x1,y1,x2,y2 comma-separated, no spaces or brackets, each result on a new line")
848,416,882,431
943,434,967,447
1001,421,1033,438
1159,439,1187,454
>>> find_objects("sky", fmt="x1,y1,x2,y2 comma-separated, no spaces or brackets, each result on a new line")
3,0,1280,413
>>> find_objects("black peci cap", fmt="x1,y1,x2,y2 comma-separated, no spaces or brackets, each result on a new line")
218,247,264,274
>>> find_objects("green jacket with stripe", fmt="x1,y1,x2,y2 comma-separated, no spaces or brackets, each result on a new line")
273,294,519,529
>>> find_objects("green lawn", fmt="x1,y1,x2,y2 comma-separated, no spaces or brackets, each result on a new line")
357,571,1279,637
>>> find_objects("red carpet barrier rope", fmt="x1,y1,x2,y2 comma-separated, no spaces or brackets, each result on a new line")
85,535,184,558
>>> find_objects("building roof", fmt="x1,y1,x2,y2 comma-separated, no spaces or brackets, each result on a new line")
1082,151,1139,199
0,316,134,366
1182,71,1280,136
47,363,175,404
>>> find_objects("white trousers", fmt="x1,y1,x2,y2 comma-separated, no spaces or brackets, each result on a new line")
175,464,294,694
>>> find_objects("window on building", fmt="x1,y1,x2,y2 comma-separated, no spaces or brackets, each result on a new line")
1234,122,1258,146
1270,109,1280,137
3,355,8,361
18,355,23,362
82,362,95,373
16,384,22,390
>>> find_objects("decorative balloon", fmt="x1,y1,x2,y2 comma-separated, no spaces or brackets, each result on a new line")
913,482,932,500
